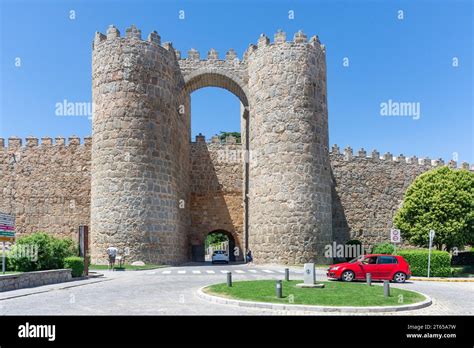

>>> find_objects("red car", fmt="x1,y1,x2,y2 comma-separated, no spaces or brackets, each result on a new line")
326,254,411,283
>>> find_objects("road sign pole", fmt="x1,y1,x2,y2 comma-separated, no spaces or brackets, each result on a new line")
428,230,435,278
2,241,5,274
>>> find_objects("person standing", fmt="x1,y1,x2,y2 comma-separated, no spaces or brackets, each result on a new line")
106,246,118,271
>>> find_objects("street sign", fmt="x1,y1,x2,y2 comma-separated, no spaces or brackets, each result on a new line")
390,229,401,243
0,212,15,274
429,230,435,239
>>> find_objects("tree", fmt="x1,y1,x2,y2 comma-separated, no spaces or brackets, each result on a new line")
394,166,474,251
205,232,228,248
218,131,241,143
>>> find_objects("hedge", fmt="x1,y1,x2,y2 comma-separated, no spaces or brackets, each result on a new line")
9,232,76,272
397,249,451,277
451,251,474,266
371,243,395,255
64,257,84,277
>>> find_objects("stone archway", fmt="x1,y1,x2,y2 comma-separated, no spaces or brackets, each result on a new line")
182,67,250,263
205,229,237,262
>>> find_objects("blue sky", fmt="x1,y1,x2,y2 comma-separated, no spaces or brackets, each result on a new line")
0,0,472,162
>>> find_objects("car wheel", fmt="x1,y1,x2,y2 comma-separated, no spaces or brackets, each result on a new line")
341,270,355,282
393,272,407,283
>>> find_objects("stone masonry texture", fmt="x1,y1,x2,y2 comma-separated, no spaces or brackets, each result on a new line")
1,26,472,265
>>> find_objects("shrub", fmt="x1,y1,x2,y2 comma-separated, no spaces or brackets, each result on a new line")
451,251,474,266
398,249,451,277
9,232,76,272
394,166,474,251
64,257,84,277
371,243,395,255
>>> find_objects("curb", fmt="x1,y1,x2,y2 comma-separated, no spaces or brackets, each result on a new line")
410,277,474,282
197,285,432,313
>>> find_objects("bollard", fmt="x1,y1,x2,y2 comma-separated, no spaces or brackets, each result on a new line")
227,271,232,287
285,268,289,281
276,280,282,298
366,273,372,286
383,280,390,297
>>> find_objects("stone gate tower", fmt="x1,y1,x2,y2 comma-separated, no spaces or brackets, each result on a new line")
90,25,331,265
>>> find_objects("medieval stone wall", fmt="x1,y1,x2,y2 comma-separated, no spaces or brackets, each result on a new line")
330,145,473,251
189,135,244,258
0,137,91,241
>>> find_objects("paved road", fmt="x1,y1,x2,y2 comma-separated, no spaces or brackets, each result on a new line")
0,263,472,315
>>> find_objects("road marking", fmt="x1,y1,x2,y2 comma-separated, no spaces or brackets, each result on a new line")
206,270,215,274
262,270,274,273
177,270,186,274
278,270,286,273
235,270,245,274
220,270,229,274
161,271,171,274
146,272,156,275
192,270,201,274
248,270,257,273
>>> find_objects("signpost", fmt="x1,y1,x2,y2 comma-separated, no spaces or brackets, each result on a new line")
428,230,435,278
79,225,89,276
0,212,16,274
390,228,401,255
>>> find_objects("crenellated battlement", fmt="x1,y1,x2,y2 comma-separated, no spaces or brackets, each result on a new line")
0,136,92,150
191,134,242,145
92,25,176,58
243,29,325,61
330,144,473,171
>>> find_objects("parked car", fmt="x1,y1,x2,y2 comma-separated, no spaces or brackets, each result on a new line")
211,250,229,264
326,254,411,283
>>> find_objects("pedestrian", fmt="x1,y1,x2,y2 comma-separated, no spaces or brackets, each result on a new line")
246,249,253,265
106,246,118,271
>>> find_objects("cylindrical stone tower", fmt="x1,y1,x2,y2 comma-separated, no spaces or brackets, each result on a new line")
91,25,189,264
246,30,332,264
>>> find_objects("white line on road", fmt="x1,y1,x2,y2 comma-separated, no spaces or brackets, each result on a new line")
177,271,186,274
146,272,156,275
248,270,257,273
161,271,171,274
262,270,274,273
206,270,215,274
235,270,245,274
220,270,229,273
192,270,201,274
278,270,286,273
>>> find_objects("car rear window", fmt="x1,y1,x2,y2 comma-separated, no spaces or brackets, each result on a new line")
378,256,398,264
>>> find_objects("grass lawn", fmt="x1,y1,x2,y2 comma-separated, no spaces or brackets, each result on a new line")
204,280,426,307
89,264,167,271
0,271,22,275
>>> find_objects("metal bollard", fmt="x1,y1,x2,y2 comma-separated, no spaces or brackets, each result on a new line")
383,280,390,297
276,280,282,298
285,268,289,281
227,271,232,287
366,273,372,286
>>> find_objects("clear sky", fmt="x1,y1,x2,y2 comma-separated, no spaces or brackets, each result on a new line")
0,0,472,162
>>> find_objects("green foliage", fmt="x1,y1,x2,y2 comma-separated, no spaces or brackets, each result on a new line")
9,232,76,272
218,131,241,143
394,167,474,251
64,256,84,277
398,249,451,277
371,243,395,255
205,232,228,248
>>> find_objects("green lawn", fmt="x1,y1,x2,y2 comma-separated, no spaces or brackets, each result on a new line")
89,264,166,271
204,280,426,307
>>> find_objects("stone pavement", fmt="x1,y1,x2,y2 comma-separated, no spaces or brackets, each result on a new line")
0,263,472,315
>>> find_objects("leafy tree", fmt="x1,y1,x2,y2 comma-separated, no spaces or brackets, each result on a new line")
394,166,474,251
205,232,228,248
218,131,241,143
